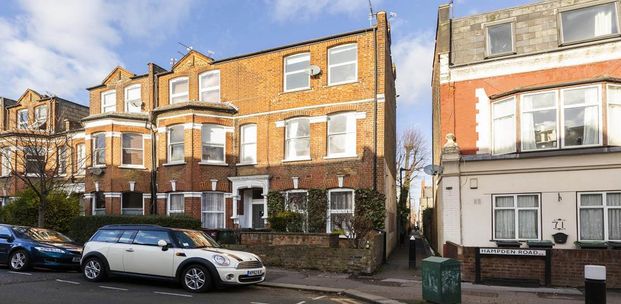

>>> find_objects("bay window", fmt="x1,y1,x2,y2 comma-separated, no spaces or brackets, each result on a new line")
57,146,67,175
1,148,11,177
92,133,105,166
25,147,44,176
201,124,226,163
17,109,28,129
199,70,220,102
561,86,601,147
284,53,310,92
101,90,116,113
328,44,357,85
121,133,143,166
168,193,185,215
491,97,516,154
493,194,540,240
608,85,621,146
240,124,257,164
327,113,356,157
76,144,86,175
521,91,558,151
201,192,225,228
169,77,189,104
486,22,514,56
122,192,143,215
579,192,621,241
327,189,354,234
168,125,184,163
285,118,310,161
124,85,142,113
93,192,105,215
560,2,619,44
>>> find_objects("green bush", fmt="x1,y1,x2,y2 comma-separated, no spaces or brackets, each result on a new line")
0,189,80,233
307,189,327,233
422,207,433,241
68,215,201,244
266,191,285,218
355,189,386,230
268,211,304,232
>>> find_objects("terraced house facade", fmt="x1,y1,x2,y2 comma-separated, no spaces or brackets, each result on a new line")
81,12,397,252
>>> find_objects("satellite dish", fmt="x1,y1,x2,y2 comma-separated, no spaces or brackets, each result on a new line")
90,167,104,176
130,99,142,108
423,165,443,176
308,65,321,76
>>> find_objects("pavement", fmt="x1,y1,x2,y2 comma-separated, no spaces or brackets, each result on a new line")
261,231,621,304
0,266,363,304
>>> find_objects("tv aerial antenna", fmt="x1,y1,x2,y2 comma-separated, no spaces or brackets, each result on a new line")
367,0,375,27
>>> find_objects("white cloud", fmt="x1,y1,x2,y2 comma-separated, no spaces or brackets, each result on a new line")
0,0,193,102
267,0,382,22
393,32,435,106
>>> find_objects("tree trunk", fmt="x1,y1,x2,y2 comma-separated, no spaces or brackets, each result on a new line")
38,197,46,228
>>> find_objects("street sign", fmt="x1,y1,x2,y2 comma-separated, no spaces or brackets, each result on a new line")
479,248,546,256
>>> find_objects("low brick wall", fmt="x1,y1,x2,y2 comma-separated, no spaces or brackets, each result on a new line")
226,232,384,274
448,243,621,288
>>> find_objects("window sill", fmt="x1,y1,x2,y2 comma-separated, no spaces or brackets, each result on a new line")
484,51,517,60
163,162,186,167
328,80,358,87
236,162,257,167
198,161,228,167
282,87,312,94
282,158,312,163
119,165,147,170
324,154,358,160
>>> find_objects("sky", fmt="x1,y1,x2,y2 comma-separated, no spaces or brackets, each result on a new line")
0,0,533,208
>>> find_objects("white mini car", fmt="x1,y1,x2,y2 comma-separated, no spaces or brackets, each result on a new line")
80,224,265,292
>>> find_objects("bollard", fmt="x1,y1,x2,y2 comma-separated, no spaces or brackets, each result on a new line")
585,265,606,304
409,235,416,269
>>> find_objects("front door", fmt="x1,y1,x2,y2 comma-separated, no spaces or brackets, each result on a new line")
252,203,265,228
123,230,175,277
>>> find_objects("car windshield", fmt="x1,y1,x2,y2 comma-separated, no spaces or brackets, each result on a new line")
13,227,73,243
174,230,220,249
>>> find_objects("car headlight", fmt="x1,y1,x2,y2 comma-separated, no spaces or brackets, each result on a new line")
34,246,65,253
213,255,230,266
253,255,263,264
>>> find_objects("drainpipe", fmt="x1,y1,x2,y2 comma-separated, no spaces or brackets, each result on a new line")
372,21,378,191
150,66,159,215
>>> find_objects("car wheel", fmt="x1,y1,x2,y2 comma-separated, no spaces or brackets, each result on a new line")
181,264,212,293
9,250,30,271
82,257,106,282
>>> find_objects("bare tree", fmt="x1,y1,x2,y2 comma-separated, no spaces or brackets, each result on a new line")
0,127,80,227
396,127,428,240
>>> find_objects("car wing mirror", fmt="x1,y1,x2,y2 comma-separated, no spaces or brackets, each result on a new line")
158,239,169,251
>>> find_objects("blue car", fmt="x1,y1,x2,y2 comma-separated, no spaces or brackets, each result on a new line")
0,224,83,271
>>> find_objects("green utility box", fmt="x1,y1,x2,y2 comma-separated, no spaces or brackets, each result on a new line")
421,257,461,304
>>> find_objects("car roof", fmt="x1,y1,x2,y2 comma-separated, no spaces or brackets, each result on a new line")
99,224,170,231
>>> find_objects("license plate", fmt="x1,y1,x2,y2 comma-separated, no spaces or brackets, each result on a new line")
72,257,80,263
246,270,263,276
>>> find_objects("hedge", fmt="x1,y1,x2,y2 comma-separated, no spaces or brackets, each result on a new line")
355,189,386,230
67,215,201,244
307,189,327,233
0,189,80,233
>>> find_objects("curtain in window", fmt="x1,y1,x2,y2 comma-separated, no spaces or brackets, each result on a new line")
202,193,224,228
492,99,515,154
495,209,515,239
608,193,621,240
521,110,536,151
594,8,613,36
583,88,599,145
580,194,604,240
517,195,538,239
608,87,621,145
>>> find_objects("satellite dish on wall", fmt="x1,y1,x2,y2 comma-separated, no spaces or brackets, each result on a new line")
130,100,142,108
423,165,443,176
308,65,321,76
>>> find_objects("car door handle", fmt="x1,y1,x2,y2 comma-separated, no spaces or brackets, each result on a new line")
125,248,134,252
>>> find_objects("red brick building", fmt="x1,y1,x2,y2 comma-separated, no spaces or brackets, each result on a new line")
81,13,397,252
432,0,621,287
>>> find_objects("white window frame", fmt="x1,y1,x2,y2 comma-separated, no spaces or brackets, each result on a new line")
57,146,67,176
283,53,310,92
491,97,516,155
1,148,11,177
198,70,221,102
492,194,541,241
484,20,515,58
240,124,257,165
560,85,603,149
328,43,358,86
607,84,621,146
92,192,106,216
121,133,144,167
326,189,355,234
76,144,86,176
168,193,185,215
124,84,142,113
169,77,189,104
201,124,226,164
34,105,48,129
520,90,560,152
167,125,185,164
578,191,621,241
17,109,28,129
284,117,311,161
101,90,116,113
327,112,357,158
201,192,226,229
92,133,106,167
558,1,621,45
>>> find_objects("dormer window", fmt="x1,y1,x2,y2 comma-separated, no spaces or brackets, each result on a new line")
17,109,28,129
485,21,514,57
560,2,619,44
124,84,142,113
34,105,48,130
199,71,220,102
170,77,189,104
101,90,116,113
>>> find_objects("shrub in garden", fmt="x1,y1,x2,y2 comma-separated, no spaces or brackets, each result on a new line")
0,189,79,233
